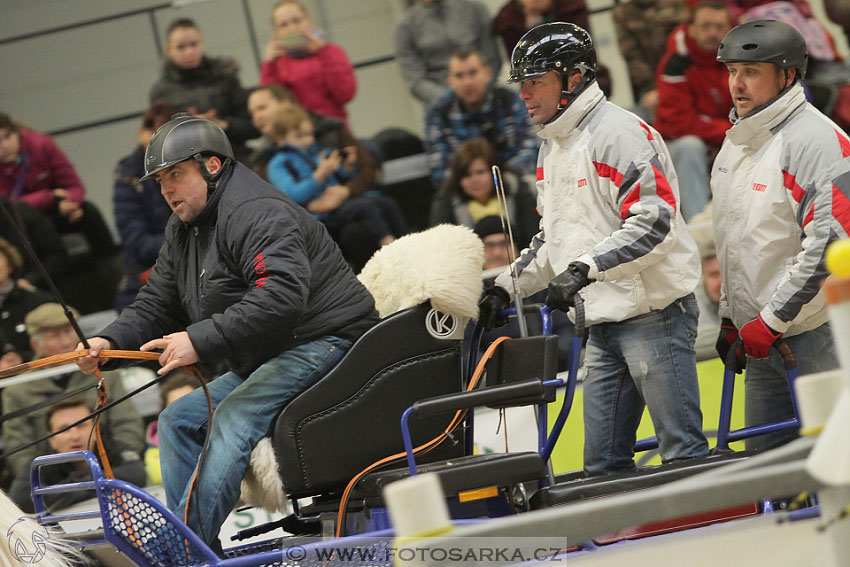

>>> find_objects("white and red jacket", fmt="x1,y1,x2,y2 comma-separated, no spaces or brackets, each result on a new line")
495,82,700,325
712,82,850,336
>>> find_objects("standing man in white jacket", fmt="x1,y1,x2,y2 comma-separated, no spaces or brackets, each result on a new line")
712,20,849,452
479,22,709,476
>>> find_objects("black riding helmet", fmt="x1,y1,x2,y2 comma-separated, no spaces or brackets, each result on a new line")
140,113,234,190
508,22,597,123
717,19,808,80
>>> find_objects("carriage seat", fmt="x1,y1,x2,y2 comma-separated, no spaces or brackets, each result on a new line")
239,224,485,510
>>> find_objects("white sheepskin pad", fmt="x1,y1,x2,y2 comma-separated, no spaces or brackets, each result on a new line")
240,437,287,513
358,224,484,319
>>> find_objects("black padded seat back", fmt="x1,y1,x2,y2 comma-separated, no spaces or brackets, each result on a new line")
272,302,465,497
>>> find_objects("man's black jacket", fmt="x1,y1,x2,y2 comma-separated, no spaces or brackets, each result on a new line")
99,163,378,376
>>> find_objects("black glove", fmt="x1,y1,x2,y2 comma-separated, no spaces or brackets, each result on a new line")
478,286,511,331
715,318,745,374
546,262,591,312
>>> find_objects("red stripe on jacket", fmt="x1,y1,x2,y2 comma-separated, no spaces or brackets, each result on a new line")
783,171,806,203
594,162,625,186
652,164,678,214
803,204,815,228
833,184,850,234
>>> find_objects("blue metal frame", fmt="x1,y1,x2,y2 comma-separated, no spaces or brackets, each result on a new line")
31,450,412,567
30,450,108,548
400,306,805,480
715,341,800,451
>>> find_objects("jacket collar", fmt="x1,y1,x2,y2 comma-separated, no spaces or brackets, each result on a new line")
726,82,807,148
537,82,604,142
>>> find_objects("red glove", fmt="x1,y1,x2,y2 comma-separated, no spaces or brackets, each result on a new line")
740,315,782,359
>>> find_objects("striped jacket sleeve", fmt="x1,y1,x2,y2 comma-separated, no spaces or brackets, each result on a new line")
577,122,680,282
761,128,850,332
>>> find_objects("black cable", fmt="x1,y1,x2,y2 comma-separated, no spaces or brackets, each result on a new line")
0,199,89,348
0,382,97,426
0,371,166,461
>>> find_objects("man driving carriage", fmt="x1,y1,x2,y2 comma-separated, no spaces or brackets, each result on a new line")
76,113,379,549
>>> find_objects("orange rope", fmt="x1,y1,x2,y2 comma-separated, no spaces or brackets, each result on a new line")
0,349,162,379
1,349,165,479
333,336,511,538
93,368,115,478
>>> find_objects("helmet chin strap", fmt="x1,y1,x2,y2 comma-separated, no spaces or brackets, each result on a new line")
546,68,594,124
193,154,233,194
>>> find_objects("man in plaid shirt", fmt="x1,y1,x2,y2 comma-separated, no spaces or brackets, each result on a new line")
425,48,539,187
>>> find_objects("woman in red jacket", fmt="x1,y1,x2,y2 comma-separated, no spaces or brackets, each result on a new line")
260,0,357,125
0,113,115,260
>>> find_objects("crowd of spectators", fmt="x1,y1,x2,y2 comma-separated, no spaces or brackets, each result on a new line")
2,0,849,506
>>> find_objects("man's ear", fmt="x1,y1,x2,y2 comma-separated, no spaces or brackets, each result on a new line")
786,68,797,88
205,155,223,175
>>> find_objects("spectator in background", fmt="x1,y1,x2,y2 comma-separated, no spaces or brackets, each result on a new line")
247,86,377,194
112,101,177,312
493,0,590,58
0,238,52,370
0,112,116,259
150,18,258,163
688,204,721,329
687,204,722,360
655,1,733,220
145,370,199,485
0,196,70,293
613,0,691,122
395,0,502,107
2,303,145,476
9,397,146,513
267,107,406,248
247,86,384,271
724,0,846,79
474,215,518,273
824,0,850,44
260,0,356,124
431,138,539,247
425,49,539,188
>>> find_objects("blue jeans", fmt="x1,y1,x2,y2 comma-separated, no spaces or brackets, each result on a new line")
744,323,837,452
158,336,350,545
583,294,709,475
668,136,710,221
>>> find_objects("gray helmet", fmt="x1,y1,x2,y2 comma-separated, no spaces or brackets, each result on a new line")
508,22,596,84
141,113,234,181
717,19,808,80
